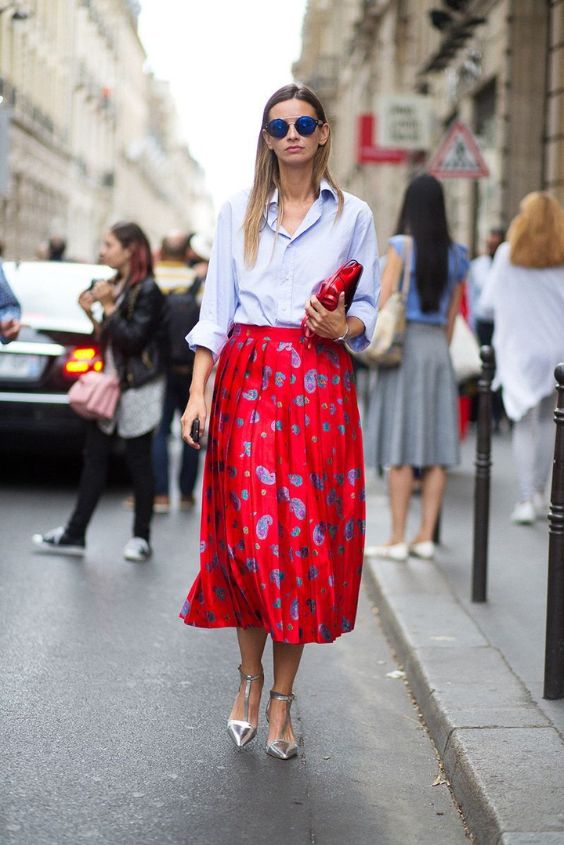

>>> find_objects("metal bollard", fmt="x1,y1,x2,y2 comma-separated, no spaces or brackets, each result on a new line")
543,363,564,700
471,346,495,603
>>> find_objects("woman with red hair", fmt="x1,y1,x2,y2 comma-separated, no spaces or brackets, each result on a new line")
481,192,564,524
33,222,167,562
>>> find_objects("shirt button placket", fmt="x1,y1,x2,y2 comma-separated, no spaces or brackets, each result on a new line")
280,248,292,321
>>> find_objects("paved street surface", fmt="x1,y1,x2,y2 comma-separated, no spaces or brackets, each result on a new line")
0,451,468,845
364,428,564,843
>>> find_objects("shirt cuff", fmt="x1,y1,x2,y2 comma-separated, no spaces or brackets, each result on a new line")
186,319,229,363
346,302,377,351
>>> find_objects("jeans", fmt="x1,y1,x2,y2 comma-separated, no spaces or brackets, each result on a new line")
152,370,201,498
67,423,154,542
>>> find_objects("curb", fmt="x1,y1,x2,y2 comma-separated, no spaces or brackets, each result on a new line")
363,555,564,845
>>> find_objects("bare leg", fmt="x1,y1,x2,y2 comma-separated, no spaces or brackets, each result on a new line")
412,465,447,543
228,627,268,725
387,465,413,544
267,641,304,744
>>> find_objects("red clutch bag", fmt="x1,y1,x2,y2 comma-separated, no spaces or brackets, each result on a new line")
302,259,364,345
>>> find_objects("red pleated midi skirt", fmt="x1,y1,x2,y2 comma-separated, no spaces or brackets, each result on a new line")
179,324,366,644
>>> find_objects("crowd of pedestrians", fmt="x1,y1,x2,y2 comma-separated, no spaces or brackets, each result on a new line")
14,80,563,761
16,177,564,555
362,184,564,547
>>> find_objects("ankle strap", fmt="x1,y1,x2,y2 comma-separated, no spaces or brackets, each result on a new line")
269,690,295,702
238,665,263,682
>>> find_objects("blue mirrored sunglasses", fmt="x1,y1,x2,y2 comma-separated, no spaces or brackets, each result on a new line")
264,116,324,139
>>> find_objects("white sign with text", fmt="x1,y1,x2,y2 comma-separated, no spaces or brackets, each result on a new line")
377,95,432,150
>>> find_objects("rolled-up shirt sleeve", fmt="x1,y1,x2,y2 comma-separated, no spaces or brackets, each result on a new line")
186,201,238,361
345,203,380,351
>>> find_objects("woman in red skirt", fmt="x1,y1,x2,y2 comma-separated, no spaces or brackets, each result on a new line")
179,84,379,760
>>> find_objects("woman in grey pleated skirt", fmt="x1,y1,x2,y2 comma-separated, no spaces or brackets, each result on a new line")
367,323,459,468
365,175,469,561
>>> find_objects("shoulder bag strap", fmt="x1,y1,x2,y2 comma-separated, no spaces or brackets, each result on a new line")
398,235,412,300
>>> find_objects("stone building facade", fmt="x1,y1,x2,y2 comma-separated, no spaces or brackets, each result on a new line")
294,0,563,252
0,0,212,261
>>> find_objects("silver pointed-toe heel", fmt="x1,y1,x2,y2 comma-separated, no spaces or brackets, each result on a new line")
227,666,263,750
265,690,298,760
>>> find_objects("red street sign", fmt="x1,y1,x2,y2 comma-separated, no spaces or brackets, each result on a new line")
428,121,489,179
356,114,408,165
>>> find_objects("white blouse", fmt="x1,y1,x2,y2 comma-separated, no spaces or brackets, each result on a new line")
481,242,564,420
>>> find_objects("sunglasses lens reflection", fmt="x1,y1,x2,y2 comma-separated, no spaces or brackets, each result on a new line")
268,119,289,138
295,116,317,135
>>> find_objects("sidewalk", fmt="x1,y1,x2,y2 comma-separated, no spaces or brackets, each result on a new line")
363,429,564,845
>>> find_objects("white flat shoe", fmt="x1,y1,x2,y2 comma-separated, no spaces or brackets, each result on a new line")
365,543,408,562
409,541,435,560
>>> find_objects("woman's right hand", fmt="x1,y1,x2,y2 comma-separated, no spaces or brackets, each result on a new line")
78,289,95,315
181,393,207,450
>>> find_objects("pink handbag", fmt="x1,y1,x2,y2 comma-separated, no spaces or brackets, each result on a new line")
68,371,120,421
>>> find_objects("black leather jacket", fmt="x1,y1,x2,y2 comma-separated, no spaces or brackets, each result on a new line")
100,277,167,390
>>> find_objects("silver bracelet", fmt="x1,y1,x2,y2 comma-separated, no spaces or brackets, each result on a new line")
334,323,350,343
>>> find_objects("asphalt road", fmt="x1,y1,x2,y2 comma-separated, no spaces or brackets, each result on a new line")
0,452,468,845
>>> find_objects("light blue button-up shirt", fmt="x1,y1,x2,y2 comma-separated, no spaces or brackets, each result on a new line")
186,179,379,360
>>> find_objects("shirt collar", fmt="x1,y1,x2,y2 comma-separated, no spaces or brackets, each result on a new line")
267,178,337,210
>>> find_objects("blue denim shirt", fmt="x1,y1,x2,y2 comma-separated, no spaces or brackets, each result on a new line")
187,180,380,360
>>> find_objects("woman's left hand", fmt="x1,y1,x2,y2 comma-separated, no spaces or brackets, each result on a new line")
92,279,114,306
305,292,347,340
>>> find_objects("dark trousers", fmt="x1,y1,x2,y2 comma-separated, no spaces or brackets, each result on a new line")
152,370,201,498
67,423,154,542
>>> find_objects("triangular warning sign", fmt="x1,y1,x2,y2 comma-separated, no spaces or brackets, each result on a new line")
428,121,489,179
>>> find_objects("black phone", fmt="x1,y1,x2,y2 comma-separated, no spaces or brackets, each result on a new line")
190,418,200,443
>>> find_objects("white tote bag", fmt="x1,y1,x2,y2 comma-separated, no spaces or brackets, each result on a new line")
449,315,482,383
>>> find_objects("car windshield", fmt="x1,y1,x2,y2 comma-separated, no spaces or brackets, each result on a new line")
2,262,114,332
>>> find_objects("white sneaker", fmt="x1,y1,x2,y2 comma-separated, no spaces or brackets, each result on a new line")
532,492,549,519
32,526,86,556
365,542,408,561
123,537,152,562
511,501,536,525
408,541,435,560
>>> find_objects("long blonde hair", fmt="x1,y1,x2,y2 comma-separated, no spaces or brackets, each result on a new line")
508,192,564,268
243,84,344,266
